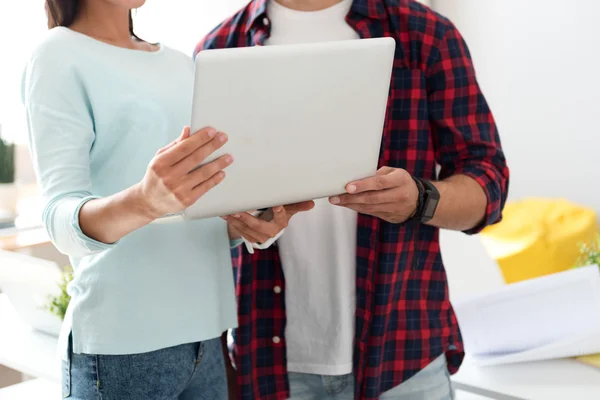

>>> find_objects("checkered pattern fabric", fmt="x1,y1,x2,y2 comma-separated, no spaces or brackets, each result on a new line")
195,1,509,399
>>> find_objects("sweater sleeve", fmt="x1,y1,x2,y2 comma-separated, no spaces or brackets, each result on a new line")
22,50,117,258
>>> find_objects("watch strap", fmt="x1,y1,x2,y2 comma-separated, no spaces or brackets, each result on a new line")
411,177,440,223
411,177,426,222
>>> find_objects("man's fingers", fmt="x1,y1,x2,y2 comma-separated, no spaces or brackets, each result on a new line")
331,189,396,206
231,225,264,244
376,166,396,176
227,209,289,243
227,219,262,243
224,202,314,246
283,201,315,215
340,203,393,215
271,206,288,226
345,168,406,194
227,218,271,243
345,174,396,194
236,213,279,238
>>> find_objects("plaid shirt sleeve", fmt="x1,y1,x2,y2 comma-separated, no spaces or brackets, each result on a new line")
427,22,510,234
194,33,216,57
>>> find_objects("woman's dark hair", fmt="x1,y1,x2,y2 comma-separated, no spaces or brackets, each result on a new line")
45,0,138,39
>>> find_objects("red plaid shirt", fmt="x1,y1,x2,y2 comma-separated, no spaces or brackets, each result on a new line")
195,1,509,399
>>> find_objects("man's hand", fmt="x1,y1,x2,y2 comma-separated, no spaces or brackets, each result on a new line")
329,167,419,224
224,201,315,243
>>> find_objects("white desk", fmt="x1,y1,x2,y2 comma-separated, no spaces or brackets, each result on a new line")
0,295,60,383
0,378,60,400
3,295,600,399
454,356,600,400
440,231,600,399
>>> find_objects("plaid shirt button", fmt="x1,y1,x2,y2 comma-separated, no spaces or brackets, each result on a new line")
273,285,282,294
263,17,270,26
272,336,281,344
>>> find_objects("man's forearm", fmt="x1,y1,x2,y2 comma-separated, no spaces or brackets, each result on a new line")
428,174,487,231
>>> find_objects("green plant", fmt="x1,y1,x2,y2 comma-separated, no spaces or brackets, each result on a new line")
46,267,73,321
0,137,15,184
574,233,600,268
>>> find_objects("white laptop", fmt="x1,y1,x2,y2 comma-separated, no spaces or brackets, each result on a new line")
0,250,64,337
186,37,395,219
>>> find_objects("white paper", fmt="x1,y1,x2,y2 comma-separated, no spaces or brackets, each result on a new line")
471,329,600,366
453,265,600,365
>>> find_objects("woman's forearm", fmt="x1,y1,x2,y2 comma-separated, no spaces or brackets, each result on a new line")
75,127,235,246
78,184,157,245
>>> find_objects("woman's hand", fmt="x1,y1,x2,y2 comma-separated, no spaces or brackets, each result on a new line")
78,126,232,245
137,126,233,219
224,201,315,243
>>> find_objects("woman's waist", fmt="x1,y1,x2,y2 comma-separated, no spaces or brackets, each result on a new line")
70,222,230,286
59,282,236,357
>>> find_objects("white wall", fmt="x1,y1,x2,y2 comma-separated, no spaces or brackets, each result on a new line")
433,0,600,209
135,0,432,53
0,1,47,145
135,0,251,54
433,0,600,298
0,1,250,145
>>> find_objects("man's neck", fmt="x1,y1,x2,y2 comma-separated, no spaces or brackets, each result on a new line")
274,0,345,12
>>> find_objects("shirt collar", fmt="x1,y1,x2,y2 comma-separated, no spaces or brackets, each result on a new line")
244,0,389,33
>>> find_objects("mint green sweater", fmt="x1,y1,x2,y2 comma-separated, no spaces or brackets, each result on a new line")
22,27,237,357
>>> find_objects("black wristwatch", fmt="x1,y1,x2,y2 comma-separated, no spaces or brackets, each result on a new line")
411,177,440,223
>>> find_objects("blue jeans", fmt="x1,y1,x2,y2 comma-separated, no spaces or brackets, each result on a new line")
62,336,227,400
288,354,454,400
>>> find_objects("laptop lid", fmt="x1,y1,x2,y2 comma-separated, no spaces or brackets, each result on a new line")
186,37,395,219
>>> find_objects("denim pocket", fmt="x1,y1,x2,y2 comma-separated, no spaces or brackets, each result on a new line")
322,374,351,396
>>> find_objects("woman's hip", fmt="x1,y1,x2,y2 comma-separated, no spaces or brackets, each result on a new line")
62,337,227,400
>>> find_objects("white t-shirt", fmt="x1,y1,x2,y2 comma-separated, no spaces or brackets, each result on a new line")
265,0,360,376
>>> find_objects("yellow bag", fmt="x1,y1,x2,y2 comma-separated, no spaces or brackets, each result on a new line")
481,198,598,283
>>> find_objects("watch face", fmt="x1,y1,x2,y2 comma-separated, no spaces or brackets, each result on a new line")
424,198,439,219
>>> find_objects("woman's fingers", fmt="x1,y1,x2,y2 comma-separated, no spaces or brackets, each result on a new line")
180,126,192,141
172,132,229,176
190,170,227,201
185,154,233,189
158,126,219,166
156,126,191,155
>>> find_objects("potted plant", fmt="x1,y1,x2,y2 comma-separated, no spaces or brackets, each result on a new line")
0,131,17,217
574,233,600,367
574,233,600,268
46,267,73,321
